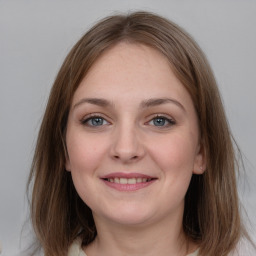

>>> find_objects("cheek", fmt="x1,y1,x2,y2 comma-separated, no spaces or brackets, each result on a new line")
66,132,108,206
148,133,197,173
66,131,106,175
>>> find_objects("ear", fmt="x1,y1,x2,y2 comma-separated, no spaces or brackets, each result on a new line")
61,134,71,172
65,157,71,172
63,139,71,172
193,141,206,175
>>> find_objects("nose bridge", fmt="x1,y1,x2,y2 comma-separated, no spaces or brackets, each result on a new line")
111,119,144,162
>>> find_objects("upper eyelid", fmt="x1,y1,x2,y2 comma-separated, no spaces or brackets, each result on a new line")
146,113,175,121
80,113,110,121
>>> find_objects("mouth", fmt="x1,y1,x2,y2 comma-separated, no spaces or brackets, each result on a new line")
103,177,156,184
100,173,157,191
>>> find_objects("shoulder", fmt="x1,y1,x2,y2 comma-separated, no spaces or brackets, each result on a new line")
68,238,87,256
68,243,199,256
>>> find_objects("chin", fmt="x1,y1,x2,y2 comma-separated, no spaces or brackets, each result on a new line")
98,205,157,227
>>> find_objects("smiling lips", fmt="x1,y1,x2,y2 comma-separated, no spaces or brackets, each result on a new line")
101,173,157,191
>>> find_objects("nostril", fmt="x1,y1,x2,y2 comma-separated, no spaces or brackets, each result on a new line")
113,154,139,161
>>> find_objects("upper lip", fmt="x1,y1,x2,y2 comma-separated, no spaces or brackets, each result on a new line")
100,172,156,179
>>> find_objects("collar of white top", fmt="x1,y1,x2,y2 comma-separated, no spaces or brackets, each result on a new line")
68,238,200,256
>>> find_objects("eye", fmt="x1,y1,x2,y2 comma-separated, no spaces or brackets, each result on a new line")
148,116,176,127
81,115,109,127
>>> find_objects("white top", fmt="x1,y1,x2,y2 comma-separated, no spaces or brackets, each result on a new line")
68,238,199,256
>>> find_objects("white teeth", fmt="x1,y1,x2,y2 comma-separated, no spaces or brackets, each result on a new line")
120,178,127,184
128,178,136,184
114,177,120,183
107,177,153,184
137,178,142,183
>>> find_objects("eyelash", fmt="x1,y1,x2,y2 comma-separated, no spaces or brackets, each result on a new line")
80,114,176,128
80,114,110,127
147,115,176,128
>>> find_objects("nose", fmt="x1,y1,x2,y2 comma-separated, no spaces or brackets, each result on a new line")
110,123,145,163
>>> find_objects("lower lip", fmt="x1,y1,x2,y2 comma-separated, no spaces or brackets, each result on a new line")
101,179,156,191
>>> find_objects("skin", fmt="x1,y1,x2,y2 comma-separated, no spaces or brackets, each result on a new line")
65,42,205,256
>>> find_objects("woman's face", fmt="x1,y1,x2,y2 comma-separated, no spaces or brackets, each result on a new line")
65,43,205,227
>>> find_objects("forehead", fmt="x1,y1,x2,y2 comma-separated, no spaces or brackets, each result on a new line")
86,42,171,81
72,42,191,107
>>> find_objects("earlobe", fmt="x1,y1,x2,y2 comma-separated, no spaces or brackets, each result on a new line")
193,143,206,175
65,159,71,172
193,165,205,175
64,147,71,172
61,134,71,171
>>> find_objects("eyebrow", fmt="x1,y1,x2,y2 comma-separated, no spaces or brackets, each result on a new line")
73,98,112,109
73,97,185,112
140,98,185,111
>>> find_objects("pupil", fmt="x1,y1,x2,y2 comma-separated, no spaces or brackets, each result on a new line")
92,118,103,126
154,118,165,126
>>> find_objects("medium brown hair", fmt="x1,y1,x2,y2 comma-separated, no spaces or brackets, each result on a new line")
28,11,249,255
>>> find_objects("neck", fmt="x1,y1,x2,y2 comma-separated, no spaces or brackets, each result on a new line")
84,211,195,256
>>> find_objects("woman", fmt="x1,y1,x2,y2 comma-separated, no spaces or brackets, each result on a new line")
28,11,253,256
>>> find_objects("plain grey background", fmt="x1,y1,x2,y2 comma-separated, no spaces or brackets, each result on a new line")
0,0,255,255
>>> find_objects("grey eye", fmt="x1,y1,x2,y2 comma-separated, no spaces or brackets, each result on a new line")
148,116,175,128
153,117,167,126
90,117,104,126
82,116,108,126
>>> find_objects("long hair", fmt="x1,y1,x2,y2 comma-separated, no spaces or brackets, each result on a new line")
28,11,249,255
